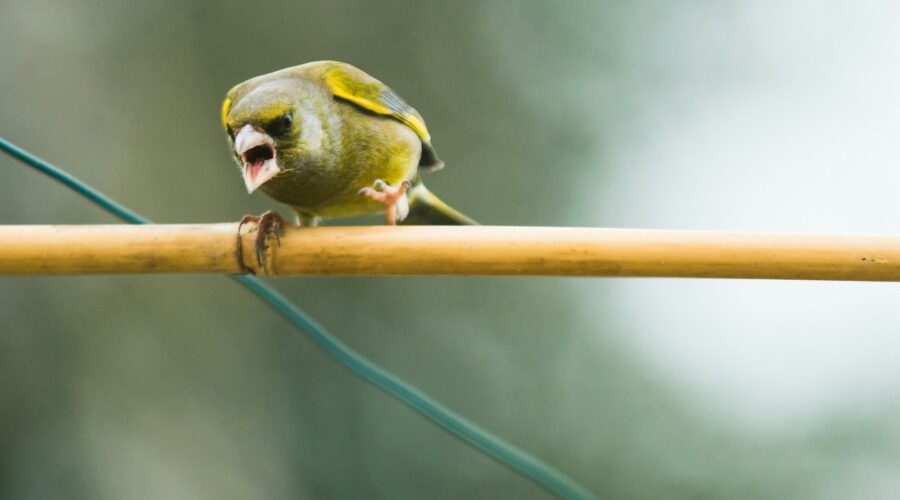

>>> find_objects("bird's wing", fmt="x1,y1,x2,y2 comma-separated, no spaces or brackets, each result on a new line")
322,62,443,170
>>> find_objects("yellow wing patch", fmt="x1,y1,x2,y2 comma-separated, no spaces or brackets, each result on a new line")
324,65,431,143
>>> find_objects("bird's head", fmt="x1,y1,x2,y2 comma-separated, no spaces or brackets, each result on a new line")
222,81,306,194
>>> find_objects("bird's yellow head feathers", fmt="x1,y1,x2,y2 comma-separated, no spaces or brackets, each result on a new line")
222,79,311,194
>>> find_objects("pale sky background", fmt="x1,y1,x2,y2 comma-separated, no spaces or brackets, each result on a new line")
571,1,900,432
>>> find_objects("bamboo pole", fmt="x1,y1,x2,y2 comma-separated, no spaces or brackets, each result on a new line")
1,224,899,280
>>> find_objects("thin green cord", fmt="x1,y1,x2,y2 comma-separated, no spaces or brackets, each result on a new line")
0,136,596,500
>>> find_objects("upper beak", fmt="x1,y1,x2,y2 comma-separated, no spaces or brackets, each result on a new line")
234,124,280,193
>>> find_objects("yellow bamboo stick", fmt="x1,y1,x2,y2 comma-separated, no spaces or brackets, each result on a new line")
0,224,899,280
0,224,239,275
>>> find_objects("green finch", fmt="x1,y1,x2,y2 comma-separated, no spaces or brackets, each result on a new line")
222,60,475,232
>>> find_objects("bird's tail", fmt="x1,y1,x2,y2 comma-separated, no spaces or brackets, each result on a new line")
403,181,477,225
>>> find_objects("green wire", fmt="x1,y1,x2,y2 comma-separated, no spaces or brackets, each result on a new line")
0,136,596,500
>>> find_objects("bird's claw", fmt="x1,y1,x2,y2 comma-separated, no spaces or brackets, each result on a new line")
238,209,287,272
357,179,411,225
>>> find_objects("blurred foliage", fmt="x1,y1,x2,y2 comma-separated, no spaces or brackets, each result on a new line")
1,0,893,498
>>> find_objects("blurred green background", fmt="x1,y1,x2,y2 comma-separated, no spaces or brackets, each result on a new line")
3,1,900,498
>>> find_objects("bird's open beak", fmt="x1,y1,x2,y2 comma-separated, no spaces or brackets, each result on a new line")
234,124,280,194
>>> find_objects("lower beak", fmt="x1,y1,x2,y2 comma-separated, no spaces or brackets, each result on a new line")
243,157,280,194
234,125,280,194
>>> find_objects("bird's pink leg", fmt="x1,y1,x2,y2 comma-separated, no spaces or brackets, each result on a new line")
358,179,411,225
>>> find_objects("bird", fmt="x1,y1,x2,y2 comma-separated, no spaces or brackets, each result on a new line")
221,60,475,263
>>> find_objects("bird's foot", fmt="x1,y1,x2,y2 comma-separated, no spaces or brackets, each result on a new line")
358,179,411,225
238,209,288,272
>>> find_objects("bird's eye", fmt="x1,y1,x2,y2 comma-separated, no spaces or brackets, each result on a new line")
268,113,293,137
226,125,234,138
